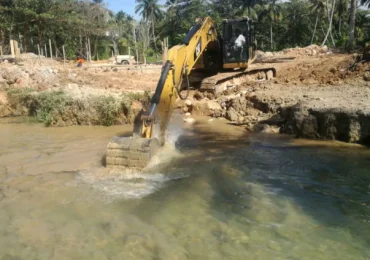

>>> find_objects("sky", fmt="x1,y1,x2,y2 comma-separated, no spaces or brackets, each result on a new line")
105,0,166,19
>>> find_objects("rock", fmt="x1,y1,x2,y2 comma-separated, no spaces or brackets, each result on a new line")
182,106,189,113
185,112,191,117
300,115,319,138
206,101,221,110
183,117,196,124
185,100,192,107
193,91,204,100
246,92,256,100
67,83,79,89
254,124,280,134
363,72,370,81
266,70,274,80
225,94,237,101
0,104,11,117
226,107,238,121
265,52,274,57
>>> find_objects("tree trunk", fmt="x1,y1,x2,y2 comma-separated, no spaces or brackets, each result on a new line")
338,17,342,36
132,23,139,64
324,0,336,46
322,0,336,46
79,30,82,49
112,38,118,56
94,36,98,60
348,0,357,50
270,23,273,50
151,17,158,53
23,23,29,52
311,16,319,44
150,11,158,60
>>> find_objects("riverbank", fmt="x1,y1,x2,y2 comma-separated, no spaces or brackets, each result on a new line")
182,50,370,145
1,45,370,145
0,58,157,126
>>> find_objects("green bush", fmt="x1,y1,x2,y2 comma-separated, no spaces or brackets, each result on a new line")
6,87,34,106
93,96,121,126
4,87,150,127
32,91,72,126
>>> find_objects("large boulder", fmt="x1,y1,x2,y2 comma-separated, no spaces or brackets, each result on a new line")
226,107,238,121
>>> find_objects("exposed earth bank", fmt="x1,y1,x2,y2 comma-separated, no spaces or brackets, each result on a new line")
1,45,370,145
181,46,370,145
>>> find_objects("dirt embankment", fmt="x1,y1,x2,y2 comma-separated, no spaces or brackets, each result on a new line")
1,46,370,145
0,57,160,126
183,46,370,145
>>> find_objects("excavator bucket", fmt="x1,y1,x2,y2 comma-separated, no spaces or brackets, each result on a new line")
105,136,161,169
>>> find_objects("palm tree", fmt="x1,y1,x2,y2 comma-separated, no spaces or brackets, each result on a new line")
135,0,163,53
360,0,369,6
309,0,326,44
241,0,260,17
322,0,336,46
337,0,348,35
348,0,357,49
260,0,282,50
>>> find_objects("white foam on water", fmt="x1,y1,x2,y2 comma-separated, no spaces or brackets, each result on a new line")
72,114,189,202
143,112,185,169
72,167,188,202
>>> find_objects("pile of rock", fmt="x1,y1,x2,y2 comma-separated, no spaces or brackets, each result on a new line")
182,90,274,129
257,44,331,59
0,64,60,90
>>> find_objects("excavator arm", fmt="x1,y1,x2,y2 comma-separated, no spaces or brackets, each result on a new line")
141,17,218,143
106,17,219,169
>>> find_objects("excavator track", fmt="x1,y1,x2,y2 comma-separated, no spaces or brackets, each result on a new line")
199,67,277,94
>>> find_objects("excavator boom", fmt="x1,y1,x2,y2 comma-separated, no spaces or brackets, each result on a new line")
106,17,219,169
106,16,276,169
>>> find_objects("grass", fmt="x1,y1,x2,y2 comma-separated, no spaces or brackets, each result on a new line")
31,90,73,126
93,96,122,126
3,87,152,127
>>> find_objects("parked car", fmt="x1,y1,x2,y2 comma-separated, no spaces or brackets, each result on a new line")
115,55,135,65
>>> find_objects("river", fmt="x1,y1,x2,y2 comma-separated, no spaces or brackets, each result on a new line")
0,117,369,259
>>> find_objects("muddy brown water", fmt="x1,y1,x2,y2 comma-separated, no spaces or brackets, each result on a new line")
0,117,370,259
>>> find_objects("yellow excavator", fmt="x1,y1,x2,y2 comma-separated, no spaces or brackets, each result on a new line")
105,17,275,169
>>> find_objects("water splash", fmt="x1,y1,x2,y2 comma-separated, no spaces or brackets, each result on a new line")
74,113,188,201
73,167,188,202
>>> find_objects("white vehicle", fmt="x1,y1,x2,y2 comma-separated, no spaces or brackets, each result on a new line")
115,55,135,65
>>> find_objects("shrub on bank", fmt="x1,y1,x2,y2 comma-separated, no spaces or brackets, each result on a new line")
2,87,150,127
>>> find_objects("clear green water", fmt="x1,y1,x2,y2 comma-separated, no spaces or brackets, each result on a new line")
0,118,369,260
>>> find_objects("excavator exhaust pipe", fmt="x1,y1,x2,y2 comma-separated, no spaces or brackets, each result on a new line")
105,136,161,169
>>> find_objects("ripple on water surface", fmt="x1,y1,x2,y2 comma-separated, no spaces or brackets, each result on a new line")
0,120,370,259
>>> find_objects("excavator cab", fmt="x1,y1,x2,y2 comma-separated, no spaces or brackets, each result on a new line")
221,18,256,69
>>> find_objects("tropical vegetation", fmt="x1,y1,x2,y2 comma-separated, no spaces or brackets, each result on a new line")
0,0,369,63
